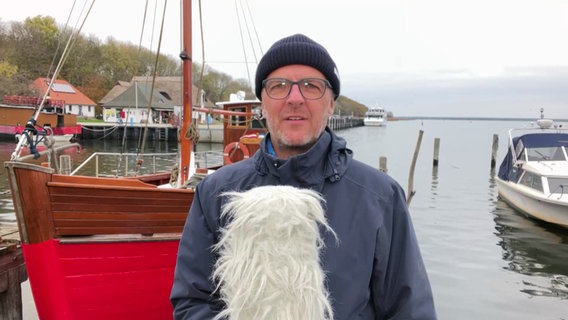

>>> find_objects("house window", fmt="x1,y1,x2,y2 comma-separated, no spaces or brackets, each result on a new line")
251,105,265,128
228,107,247,128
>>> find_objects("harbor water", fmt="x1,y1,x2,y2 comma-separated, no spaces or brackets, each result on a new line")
1,119,567,319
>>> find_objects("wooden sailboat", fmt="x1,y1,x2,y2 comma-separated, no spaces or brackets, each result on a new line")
4,1,265,319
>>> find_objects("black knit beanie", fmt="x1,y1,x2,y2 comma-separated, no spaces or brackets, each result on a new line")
255,34,340,100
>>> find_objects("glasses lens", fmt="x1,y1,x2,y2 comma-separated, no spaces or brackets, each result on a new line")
299,79,326,99
265,79,291,99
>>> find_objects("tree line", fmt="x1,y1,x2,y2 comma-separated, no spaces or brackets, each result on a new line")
0,15,368,117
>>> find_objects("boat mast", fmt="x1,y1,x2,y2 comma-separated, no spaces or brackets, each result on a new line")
178,0,193,186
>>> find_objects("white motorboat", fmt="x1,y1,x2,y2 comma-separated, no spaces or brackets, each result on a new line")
363,107,387,126
496,117,568,228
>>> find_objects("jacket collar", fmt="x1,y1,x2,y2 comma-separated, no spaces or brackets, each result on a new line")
254,127,352,189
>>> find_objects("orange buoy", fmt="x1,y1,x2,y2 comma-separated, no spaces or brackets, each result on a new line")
223,142,250,164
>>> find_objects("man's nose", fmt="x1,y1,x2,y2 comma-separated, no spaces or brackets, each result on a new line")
288,83,304,100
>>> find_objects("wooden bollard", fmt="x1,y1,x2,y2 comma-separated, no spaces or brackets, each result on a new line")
379,156,388,173
0,240,27,320
407,130,424,205
433,138,440,167
491,134,499,169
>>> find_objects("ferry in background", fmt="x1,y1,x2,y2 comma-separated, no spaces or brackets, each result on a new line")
364,107,387,126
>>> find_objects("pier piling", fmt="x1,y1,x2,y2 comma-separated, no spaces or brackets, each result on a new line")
491,134,499,169
0,237,27,320
407,130,424,205
379,156,388,173
433,138,440,167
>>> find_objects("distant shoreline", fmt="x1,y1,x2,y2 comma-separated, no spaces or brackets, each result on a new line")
388,116,568,122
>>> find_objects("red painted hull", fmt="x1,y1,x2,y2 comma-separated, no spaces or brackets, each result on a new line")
13,124,83,135
5,162,193,319
0,124,82,135
0,125,18,135
22,239,179,320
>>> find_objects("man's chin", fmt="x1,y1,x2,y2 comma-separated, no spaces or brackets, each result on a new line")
280,138,316,153
282,136,312,147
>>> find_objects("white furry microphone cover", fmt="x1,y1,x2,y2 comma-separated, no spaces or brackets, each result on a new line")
212,185,336,320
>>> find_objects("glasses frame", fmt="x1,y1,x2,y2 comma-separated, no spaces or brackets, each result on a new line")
261,78,332,100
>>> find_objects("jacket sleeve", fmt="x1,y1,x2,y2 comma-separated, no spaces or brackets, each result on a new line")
373,183,437,319
170,185,221,319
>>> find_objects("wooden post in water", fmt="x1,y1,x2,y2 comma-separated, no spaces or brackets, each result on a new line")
407,130,424,205
379,156,388,173
491,134,499,169
433,138,440,168
0,237,27,320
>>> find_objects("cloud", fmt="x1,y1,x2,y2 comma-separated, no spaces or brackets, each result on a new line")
341,66,568,119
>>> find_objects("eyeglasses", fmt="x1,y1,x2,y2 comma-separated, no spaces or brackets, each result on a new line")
262,78,331,100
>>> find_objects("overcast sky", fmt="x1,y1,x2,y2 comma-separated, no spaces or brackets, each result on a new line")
2,0,568,119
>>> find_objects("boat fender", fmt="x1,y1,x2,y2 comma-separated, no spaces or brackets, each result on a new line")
223,142,250,164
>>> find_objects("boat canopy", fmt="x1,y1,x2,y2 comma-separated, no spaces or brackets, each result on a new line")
498,133,568,181
515,133,568,148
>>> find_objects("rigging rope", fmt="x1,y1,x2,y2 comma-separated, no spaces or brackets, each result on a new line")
197,0,206,108
10,0,96,161
234,0,255,90
138,0,149,52
97,126,120,140
80,126,118,132
46,0,78,81
134,0,169,176
197,0,264,94
184,123,200,145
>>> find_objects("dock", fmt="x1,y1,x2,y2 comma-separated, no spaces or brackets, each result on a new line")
78,116,363,142
0,224,26,319
79,122,224,142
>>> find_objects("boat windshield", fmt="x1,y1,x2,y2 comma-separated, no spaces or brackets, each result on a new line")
519,171,544,193
548,177,568,195
525,146,567,161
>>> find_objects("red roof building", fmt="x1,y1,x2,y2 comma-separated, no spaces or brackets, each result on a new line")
31,78,97,119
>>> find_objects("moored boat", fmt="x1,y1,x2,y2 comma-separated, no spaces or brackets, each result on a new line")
363,106,387,126
0,99,81,144
496,114,568,228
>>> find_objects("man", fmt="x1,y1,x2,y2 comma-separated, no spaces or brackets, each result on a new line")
171,33,436,319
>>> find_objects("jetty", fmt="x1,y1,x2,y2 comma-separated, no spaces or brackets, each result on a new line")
78,116,363,142
79,122,224,142
0,225,26,320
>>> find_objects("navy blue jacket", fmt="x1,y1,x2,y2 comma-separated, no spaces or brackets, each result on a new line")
171,128,436,319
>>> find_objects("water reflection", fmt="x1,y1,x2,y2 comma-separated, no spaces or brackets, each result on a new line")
492,196,568,299
430,166,439,194
487,168,568,299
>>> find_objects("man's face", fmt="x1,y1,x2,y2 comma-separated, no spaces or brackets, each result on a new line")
261,64,335,159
